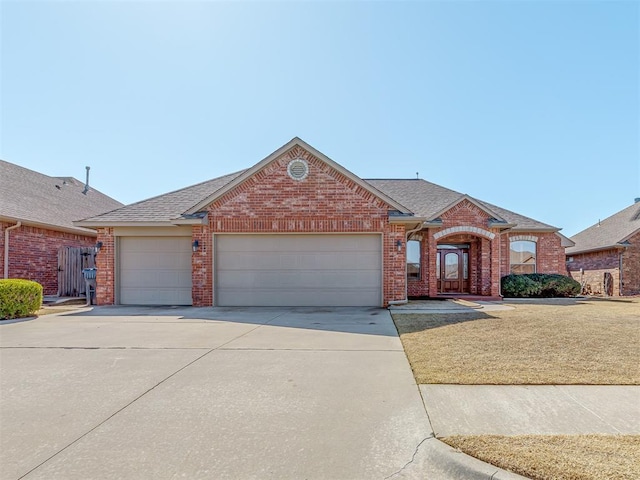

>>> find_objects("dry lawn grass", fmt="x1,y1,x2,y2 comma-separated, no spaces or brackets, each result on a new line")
393,299,639,384
442,434,640,480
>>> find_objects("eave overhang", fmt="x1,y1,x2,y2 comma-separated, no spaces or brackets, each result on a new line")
388,213,427,226
2,215,98,236
566,242,630,256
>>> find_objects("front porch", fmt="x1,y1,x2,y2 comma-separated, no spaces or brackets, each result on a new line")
407,228,503,299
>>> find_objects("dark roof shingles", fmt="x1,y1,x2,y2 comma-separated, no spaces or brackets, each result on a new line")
78,170,558,232
365,179,557,230
566,202,640,254
80,170,246,223
0,160,123,233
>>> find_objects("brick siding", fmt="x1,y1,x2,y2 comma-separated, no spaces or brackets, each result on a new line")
204,145,406,307
567,231,640,296
0,221,96,295
621,231,640,295
407,201,566,298
95,227,115,304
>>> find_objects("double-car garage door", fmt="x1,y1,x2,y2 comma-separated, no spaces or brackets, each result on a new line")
118,234,381,306
215,234,381,307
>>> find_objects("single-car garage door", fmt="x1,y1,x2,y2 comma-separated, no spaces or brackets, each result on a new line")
119,237,192,305
215,234,381,307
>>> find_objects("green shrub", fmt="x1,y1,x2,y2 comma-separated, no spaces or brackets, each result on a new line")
501,274,580,298
0,279,43,320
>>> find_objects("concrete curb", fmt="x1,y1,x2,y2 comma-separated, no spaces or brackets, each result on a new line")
428,437,529,479
0,316,37,325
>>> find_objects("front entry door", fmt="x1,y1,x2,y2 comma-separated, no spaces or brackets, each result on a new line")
437,246,469,294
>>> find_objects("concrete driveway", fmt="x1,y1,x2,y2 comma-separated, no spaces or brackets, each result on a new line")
0,306,476,480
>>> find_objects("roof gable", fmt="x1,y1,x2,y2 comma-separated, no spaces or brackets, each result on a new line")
567,202,640,254
0,160,123,234
185,138,411,215
366,179,558,231
429,195,505,223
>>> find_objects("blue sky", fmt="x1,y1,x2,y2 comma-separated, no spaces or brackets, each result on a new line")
1,0,638,236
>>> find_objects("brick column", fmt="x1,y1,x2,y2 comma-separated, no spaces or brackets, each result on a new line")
490,233,501,297
95,227,115,305
427,230,438,297
192,225,212,306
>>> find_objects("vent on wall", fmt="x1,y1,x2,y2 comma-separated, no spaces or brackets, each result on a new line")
287,158,309,181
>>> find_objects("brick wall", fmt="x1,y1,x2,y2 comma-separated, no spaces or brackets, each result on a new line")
0,221,96,295
191,225,212,306
501,232,566,276
204,145,406,307
621,231,640,295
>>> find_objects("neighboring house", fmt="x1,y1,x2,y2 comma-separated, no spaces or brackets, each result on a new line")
566,200,640,296
76,138,570,307
0,160,123,295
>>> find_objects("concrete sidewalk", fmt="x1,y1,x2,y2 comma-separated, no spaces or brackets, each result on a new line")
421,384,640,436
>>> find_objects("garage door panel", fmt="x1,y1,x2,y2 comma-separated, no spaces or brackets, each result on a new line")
222,235,379,252
120,288,191,306
218,252,381,271
119,237,192,305
216,288,380,307
216,234,381,307
120,270,192,288
121,251,191,269
218,270,381,289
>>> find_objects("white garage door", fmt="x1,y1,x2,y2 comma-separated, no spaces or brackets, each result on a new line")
119,237,192,305
215,234,382,307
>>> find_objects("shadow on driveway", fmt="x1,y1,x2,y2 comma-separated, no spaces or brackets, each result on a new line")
57,305,398,337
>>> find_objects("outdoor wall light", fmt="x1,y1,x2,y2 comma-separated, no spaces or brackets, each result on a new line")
95,241,103,253
396,240,402,252
192,240,199,252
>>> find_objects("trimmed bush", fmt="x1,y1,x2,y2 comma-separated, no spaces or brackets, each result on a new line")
0,279,43,320
501,274,580,298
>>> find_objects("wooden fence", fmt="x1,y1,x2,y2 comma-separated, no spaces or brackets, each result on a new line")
57,247,96,297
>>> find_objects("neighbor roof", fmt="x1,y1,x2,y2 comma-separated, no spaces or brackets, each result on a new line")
566,202,640,255
365,179,558,231
0,160,123,235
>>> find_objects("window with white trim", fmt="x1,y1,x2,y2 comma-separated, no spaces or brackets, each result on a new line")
510,240,536,274
407,240,421,279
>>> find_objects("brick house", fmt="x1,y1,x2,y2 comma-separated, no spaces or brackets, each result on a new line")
76,138,571,307
0,160,123,295
566,200,640,296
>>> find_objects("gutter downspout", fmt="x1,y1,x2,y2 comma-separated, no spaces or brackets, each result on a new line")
4,221,22,279
388,222,425,306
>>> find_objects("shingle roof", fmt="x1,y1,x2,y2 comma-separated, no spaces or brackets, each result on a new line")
365,179,558,231
0,160,123,234
78,170,246,224
78,169,558,232
566,202,640,255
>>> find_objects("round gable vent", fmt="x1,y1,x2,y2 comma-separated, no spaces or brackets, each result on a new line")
287,158,309,181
